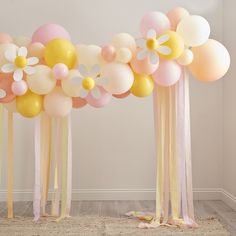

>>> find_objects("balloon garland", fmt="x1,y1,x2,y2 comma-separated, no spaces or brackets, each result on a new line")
0,7,230,228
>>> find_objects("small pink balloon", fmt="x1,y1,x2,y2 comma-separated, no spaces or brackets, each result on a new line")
167,7,190,30
32,23,71,45
0,32,13,43
11,80,28,96
152,60,182,87
130,48,159,75
101,44,116,62
86,86,111,108
52,63,69,80
140,12,170,37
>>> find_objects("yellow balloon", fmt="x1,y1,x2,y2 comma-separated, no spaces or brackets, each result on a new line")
158,31,184,60
131,73,154,97
16,90,43,118
44,38,77,69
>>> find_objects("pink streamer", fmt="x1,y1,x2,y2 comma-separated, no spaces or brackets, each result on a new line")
33,115,41,221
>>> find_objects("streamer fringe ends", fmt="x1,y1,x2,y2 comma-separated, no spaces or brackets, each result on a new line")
0,7,230,228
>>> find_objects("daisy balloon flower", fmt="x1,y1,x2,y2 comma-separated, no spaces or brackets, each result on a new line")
136,29,172,64
72,64,108,99
1,46,39,81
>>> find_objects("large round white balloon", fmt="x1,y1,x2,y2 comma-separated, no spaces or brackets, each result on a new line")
177,15,210,47
27,65,56,95
100,62,134,95
76,45,104,70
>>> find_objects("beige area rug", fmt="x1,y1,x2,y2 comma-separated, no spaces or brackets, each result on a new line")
0,216,230,236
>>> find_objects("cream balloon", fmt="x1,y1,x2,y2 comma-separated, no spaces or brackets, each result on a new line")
112,33,136,53
177,15,210,47
62,69,81,97
13,36,31,47
0,43,18,67
44,87,72,117
76,45,104,70
26,65,56,95
188,39,230,82
28,42,45,59
116,48,132,63
100,62,134,94
177,49,194,65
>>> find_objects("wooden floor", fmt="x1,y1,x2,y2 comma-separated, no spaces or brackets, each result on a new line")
0,200,236,235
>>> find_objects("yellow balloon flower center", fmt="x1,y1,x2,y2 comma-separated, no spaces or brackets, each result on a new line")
14,56,27,68
82,77,95,90
146,38,158,51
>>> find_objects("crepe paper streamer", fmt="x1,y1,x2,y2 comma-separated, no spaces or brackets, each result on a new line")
0,105,4,186
51,117,62,216
57,116,69,221
7,111,13,219
66,115,72,216
33,115,41,221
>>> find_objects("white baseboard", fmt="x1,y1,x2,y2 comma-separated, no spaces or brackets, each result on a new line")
0,188,236,210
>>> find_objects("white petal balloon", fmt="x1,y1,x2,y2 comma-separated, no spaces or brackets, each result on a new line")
0,43,18,67
100,62,134,95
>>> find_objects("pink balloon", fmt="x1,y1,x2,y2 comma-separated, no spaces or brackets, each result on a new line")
152,60,182,87
101,44,116,62
130,48,159,75
32,23,71,45
113,90,130,99
11,80,28,96
140,12,170,37
0,32,12,43
86,86,111,108
167,7,189,30
52,63,69,80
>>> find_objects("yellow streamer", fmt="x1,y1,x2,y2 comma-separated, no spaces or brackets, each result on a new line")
7,111,13,219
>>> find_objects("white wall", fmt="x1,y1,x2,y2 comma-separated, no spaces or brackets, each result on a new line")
222,0,236,206
0,0,226,200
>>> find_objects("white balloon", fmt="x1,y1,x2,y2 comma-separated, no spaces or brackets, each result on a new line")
100,62,134,94
112,33,136,53
76,45,104,70
116,48,132,63
177,49,194,65
27,65,56,95
177,15,210,47
61,69,82,97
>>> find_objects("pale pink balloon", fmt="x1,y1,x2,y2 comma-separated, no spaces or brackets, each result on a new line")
11,80,28,96
52,63,69,80
0,32,13,43
140,11,170,37
152,60,182,87
167,7,190,30
130,48,159,75
32,24,71,45
101,44,116,62
44,87,72,117
86,86,111,108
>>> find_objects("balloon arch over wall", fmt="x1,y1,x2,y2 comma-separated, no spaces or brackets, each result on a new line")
0,7,230,228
